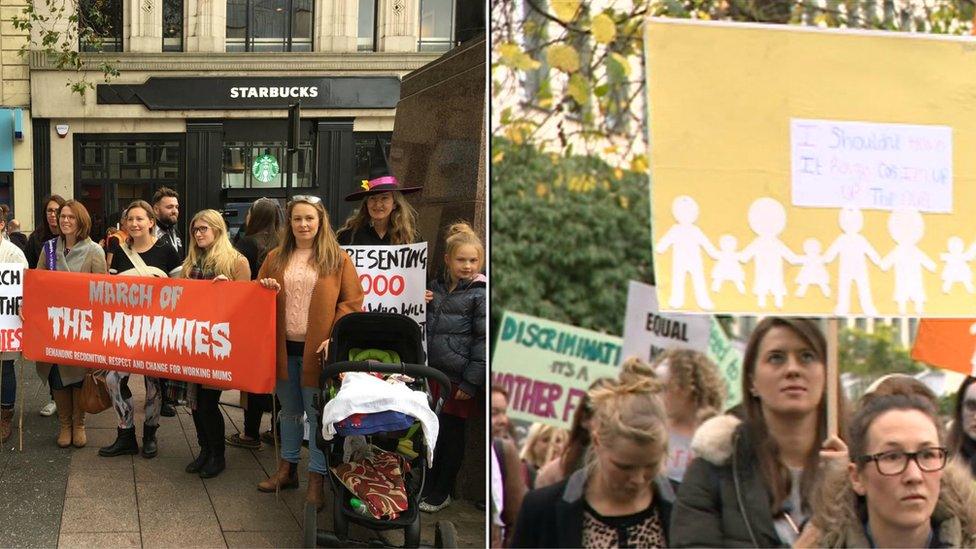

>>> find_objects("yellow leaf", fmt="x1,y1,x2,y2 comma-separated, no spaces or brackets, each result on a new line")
505,124,525,145
535,183,549,198
538,96,553,109
567,73,589,104
498,42,540,71
498,42,520,63
603,145,617,155
618,195,630,209
492,150,505,163
630,154,648,173
613,168,624,180
591,13,616,44
610,52,631,77
550,0,581,23
546,44,580,73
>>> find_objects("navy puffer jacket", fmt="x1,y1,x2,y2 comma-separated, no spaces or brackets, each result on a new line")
426,274,486,397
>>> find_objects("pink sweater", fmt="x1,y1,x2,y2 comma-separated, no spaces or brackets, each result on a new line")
283,248,316,341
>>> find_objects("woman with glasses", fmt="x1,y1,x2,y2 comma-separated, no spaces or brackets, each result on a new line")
26,194,66,419
35,200,108,448
255,195,363,510
797,393,976,547
948,376,976,477
181,210,250,479
670,317,849,547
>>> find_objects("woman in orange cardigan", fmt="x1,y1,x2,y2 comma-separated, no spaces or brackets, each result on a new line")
255,195,364,508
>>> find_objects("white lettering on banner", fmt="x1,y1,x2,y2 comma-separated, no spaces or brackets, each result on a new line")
342,243,429,350
229,86,321,100
100,311,232,359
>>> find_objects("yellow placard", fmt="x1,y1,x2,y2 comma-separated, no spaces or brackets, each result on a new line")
647,18,976,317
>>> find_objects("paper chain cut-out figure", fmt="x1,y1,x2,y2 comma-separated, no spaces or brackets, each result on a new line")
740,198,800,309
941,237,975,294
795,238,831,298
656,196,717,310
880,209,936,314
711,235,746,295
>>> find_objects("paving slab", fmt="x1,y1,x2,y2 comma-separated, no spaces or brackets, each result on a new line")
57,531,142,548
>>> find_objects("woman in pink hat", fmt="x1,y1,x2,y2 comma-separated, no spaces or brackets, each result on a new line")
337,140,421,246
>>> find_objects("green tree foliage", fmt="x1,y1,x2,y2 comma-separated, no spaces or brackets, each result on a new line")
491,137,652,334
839,323,925,398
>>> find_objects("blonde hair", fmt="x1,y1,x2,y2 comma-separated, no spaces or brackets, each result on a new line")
443,221,484,287
655,349,726,420
180,209,241,279
587,359,669,474
266,197,343,276
519,423,569,469
340,191,418,245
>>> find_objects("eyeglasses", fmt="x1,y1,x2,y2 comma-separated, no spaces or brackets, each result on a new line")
46,208,59,214
191,226,211,235
288,195,322,205
857,447,948,476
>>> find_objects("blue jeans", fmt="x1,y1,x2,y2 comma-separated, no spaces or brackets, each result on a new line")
1,360,14,409
276,354,326,474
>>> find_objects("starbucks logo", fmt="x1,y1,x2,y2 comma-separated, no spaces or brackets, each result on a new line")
252,154,280,183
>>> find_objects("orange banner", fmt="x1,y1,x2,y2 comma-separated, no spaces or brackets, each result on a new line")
911,319,976,376
22,270,277,393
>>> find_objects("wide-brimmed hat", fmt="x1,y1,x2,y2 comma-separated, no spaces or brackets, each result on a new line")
344,138,423,202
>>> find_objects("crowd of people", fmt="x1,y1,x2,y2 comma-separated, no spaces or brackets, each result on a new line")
491,317,976,548
0,168,486,515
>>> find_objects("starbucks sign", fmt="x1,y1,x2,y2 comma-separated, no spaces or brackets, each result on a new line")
252,153,280,183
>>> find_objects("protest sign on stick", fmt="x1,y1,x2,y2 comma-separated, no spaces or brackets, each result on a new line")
343,243,428,343
22,270,277,393
0,263,23,352
911,319,976,376
491,311,621,430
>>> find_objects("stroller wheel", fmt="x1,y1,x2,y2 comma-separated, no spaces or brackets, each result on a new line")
403,512,421,549
303,502,318,548
434,521,458,548
332,492,349,540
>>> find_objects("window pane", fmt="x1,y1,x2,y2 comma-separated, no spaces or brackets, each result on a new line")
418,0,453,52
358,0,375,51
163,0,183,51
79,0,123,52
226,0,248,51
222,140,313,189
292,0,312,51
251,0,287,52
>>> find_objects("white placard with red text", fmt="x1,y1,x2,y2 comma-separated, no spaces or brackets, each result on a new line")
0,263,23,352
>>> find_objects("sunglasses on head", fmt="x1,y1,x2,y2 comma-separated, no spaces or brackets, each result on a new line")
288,195,322,206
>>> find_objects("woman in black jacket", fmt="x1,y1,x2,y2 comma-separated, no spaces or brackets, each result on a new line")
226,198,282,450
512,361,674,548
419,222,485,513
948,376,976,478
669,317,848,547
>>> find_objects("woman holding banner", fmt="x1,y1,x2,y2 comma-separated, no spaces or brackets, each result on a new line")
670,317,848,547
420,222,486,513
35,200,108,448
255,195,363,509
98,200,181,459
0,204,27,443
336,143,421,246
181,210,250,478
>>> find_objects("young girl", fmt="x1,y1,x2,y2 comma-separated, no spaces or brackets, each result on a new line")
99,200,181,459
181,210,250,478
420,222,486,512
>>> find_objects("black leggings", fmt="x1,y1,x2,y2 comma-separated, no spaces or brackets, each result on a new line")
243,392,278,440
191,388,224,456
424,413,467,503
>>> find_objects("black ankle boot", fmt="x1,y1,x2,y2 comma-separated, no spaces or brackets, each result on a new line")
141,424,159,459
98,427,139,457
199,450,225,479
185,447,211,473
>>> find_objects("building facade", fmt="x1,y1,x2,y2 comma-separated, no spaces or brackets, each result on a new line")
25,0,474,239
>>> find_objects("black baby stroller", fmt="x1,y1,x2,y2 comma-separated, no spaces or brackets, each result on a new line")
303,312,458,548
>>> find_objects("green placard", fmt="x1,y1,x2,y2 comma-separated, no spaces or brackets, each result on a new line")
491,311,622,430
252,153,280,183
707,319,743,409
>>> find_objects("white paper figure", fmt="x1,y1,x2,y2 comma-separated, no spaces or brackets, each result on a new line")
795,238,831,298
940,236,975,294
823,207,881,316
656,196,718,310
880,209,935,314
739,198,800,309
711,234,746,294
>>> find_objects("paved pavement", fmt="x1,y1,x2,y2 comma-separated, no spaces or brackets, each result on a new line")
0,366,484,548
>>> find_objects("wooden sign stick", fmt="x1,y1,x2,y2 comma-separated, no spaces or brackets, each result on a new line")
826,318,839,439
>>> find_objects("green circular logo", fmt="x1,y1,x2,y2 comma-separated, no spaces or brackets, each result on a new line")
252,153,280,183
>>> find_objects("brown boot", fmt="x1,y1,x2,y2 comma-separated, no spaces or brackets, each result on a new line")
52,388,73,448
71,386,87,448
306,471,325,510
0,408,12,443
257,459,299,492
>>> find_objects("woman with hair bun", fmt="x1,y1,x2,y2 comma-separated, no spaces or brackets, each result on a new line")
511,361,674,548
419,222,486,513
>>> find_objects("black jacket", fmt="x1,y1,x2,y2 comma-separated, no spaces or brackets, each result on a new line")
670,415,789,548
511,468,675,548
25,230,53,268
336,225,390,246
425,274,486,397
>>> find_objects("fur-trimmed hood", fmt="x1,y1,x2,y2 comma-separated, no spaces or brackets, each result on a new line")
810,459,976,547
690,413,743,466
